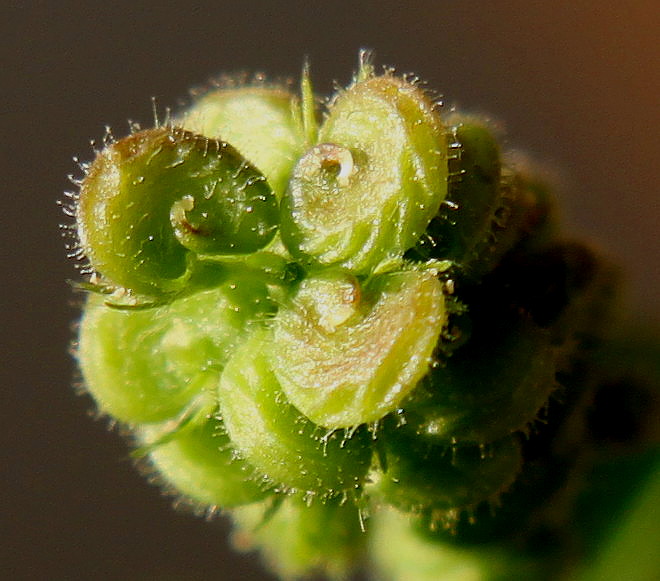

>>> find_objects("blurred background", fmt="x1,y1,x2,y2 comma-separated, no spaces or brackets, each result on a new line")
2,1,658,579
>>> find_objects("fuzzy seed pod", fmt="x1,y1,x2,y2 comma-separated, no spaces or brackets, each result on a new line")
78,275,274,423
218,330,374,497
76,127,279,296
268,268,448,428
280,72,448,273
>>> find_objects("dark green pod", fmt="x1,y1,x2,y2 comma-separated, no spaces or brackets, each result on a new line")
404,315,557,445
76,127,278,296
280,72,448,273
139,409,270,508
411,118,501,268
181,86,306,199
217,330,373,496
370,506,542,581
370,424,522,527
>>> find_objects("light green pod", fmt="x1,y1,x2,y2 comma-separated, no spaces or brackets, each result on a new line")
268,268,447,429
76,127,278,296
78,275,274,424
370,506,543,581
280,72,448,273
217,330,373,496
231,495,365,581
181,86,306,198
139,409,270,508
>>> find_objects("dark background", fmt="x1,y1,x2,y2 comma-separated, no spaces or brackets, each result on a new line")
2,2,658,579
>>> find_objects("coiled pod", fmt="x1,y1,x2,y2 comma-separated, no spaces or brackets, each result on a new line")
232,494,366,581
217,330,373,497
370,424,523,529
280,69,448,273
78,275,274,423
181,85,306,198
268,268,448,428
76,126,279,296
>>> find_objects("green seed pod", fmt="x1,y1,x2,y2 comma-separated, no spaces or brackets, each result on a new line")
217,330,373,497
403,313,557,445
78,276,274,424
181,85,306,198
232,494,365,581
268,268,447,429
139,409,270,508
370,427,522,527
280,71,448,273
76,126,278,296
410,117,502,269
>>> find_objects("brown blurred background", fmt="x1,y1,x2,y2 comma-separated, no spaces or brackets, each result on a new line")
2,2,658,579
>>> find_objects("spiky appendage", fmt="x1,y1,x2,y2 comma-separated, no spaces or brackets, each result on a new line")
65,53,657,580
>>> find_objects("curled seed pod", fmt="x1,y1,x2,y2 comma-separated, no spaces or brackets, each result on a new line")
139,409,270,508
181,86,306,198
280,71,448,273
404,314,558,445
370,424,523,528
232,494,365,581
217,330,373,497
268,268,447,429
78,276,274,424
76,126,279,296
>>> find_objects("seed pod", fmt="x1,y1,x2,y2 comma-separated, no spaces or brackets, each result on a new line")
76,126,279,296
232,494,365,581
139,409,270,508
404,313,557,445
268,268,447,429
280,72,448,273
181,86,306,198
78,276,274,424
217,330,373,497
369,426,522,528
410,117,502,269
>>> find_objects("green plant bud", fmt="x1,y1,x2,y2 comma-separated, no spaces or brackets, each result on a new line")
404,315,557,444
231,495,365,581
181,86,306,198
268,268,447,429
370,425,522,527
217,330,373,496
78,276,274,423
280,72,448,273
76,126,278,296
410,118,502,269
139,409,270,508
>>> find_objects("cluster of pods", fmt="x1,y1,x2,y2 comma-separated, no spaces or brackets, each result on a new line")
66,56,617,579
